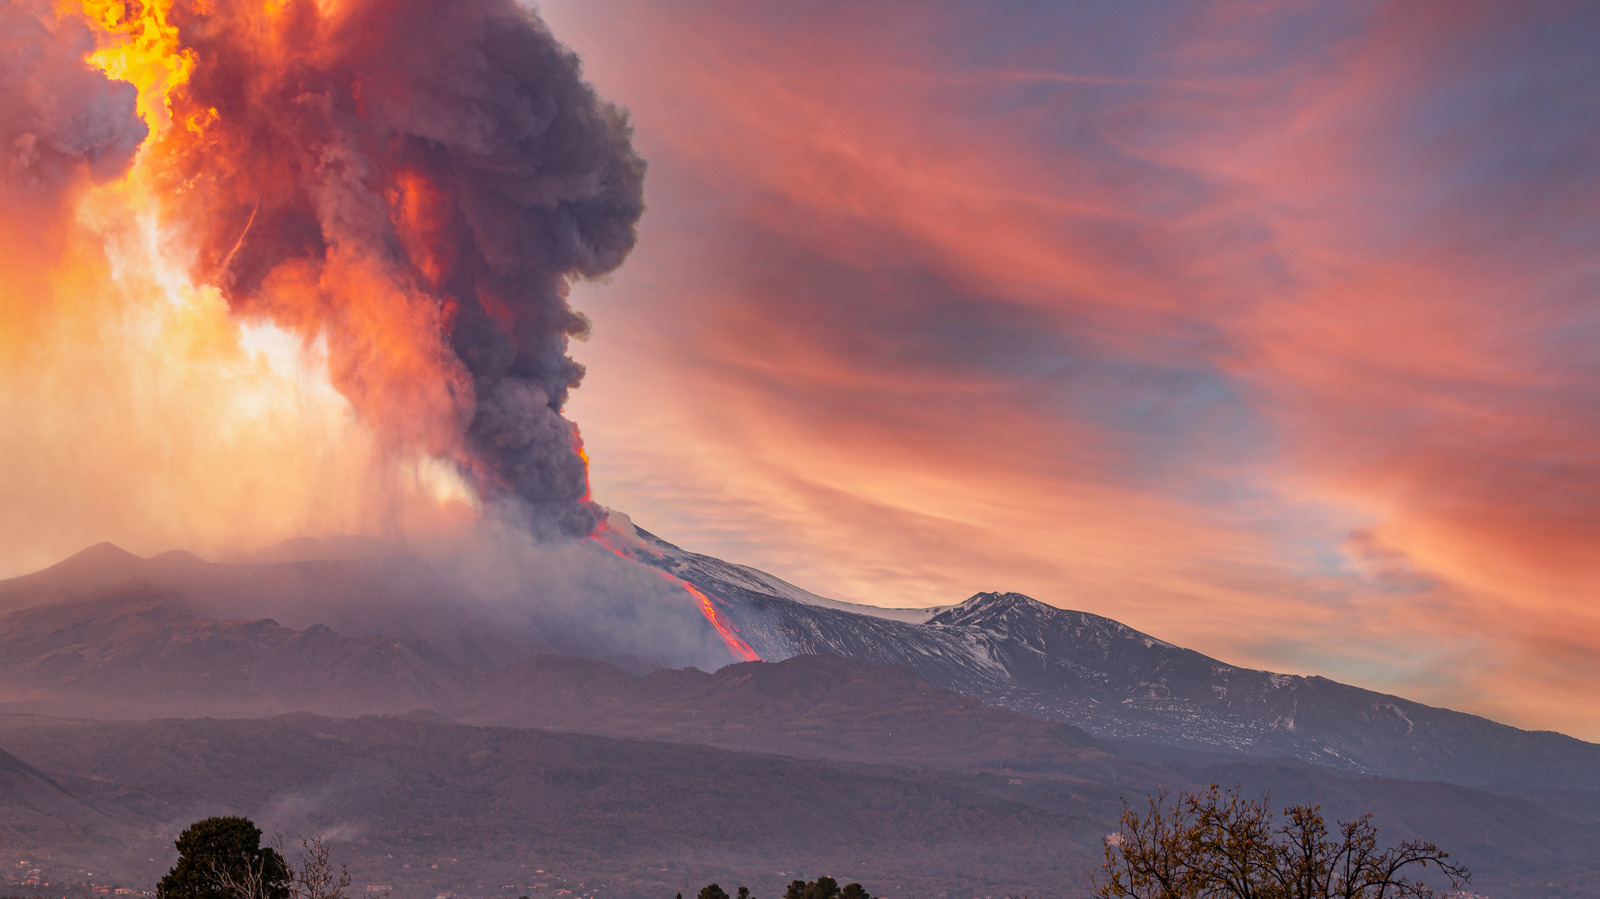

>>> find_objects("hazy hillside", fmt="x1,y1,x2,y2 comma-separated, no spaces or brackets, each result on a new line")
0,712,1595,899
0,712,1111,899
11,540,1600,795
0,591,470,718
460,653,1122,777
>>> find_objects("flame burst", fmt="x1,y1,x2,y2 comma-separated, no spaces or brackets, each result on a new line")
76,0,193,132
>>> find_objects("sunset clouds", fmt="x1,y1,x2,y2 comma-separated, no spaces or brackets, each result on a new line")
541,0,1600,736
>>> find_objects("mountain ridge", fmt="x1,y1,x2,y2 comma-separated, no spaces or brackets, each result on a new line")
3,538,1598,793
1,541,1599,896
629,528,1600,791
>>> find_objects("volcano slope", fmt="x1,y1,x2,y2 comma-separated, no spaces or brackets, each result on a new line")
630,529,1600,792
0,744,157,879
2,540,1600,897
4,538,1600,792
0,604,1597,897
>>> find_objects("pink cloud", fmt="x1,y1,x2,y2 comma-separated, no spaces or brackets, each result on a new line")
544,0,1600,736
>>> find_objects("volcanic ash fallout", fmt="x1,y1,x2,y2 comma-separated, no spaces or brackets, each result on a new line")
0,0,645,558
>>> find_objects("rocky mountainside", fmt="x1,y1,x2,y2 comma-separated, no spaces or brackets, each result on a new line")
633,529,1600,791
0,543,554,670
0,746,126,846
4,537,1600,793
0,711,1122,899
1,541,1600,896
0,583,1137,786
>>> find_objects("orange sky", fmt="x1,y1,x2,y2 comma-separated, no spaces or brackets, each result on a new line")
537,0,1600,738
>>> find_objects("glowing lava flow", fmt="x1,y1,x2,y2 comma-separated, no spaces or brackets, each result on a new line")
596,519,764,664
575,430,761,663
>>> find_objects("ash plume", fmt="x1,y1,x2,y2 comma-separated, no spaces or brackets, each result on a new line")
156,0,646,538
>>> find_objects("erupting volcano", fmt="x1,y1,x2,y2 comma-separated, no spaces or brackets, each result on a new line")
0,0,774,659
57,0,643,535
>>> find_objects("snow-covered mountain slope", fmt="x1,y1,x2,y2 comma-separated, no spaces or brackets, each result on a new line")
6,534,1598,793
635,528,1600,792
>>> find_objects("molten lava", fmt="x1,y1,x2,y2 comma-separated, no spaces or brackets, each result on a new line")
574,428,760,663
676,579,763,663
601,523,764,664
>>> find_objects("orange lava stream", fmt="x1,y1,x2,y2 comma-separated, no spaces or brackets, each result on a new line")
676,575,762,663
593,523,762,663
574,428,760,663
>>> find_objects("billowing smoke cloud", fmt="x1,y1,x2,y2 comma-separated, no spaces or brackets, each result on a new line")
0,0,742,670
0,0,145,198
152,0,646,538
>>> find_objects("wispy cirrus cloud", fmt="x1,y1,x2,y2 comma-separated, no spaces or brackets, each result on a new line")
542,0,1600,736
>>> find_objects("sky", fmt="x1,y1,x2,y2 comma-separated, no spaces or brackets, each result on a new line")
533,0,1600,738
0,0,1595,740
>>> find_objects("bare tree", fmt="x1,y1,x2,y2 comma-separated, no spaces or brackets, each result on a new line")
1092,785,1469,899
280,836,353,899
214,835,351,899
209,847,285,899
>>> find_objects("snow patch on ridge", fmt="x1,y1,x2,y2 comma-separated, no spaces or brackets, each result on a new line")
631,525,947,624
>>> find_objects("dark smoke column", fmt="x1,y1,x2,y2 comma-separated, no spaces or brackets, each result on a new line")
159,0,645,538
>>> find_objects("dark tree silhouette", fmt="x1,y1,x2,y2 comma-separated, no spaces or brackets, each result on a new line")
690,886,754,899
782,877,874,899
157,817,290,899
1093,785,1470,899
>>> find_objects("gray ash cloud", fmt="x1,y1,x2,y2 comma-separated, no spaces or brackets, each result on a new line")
161,0,646,538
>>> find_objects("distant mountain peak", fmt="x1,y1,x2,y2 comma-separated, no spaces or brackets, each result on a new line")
931,591,1083,627
52,541,145,571
927,591,1037,625
0,543,155,612
968,591,1039,606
